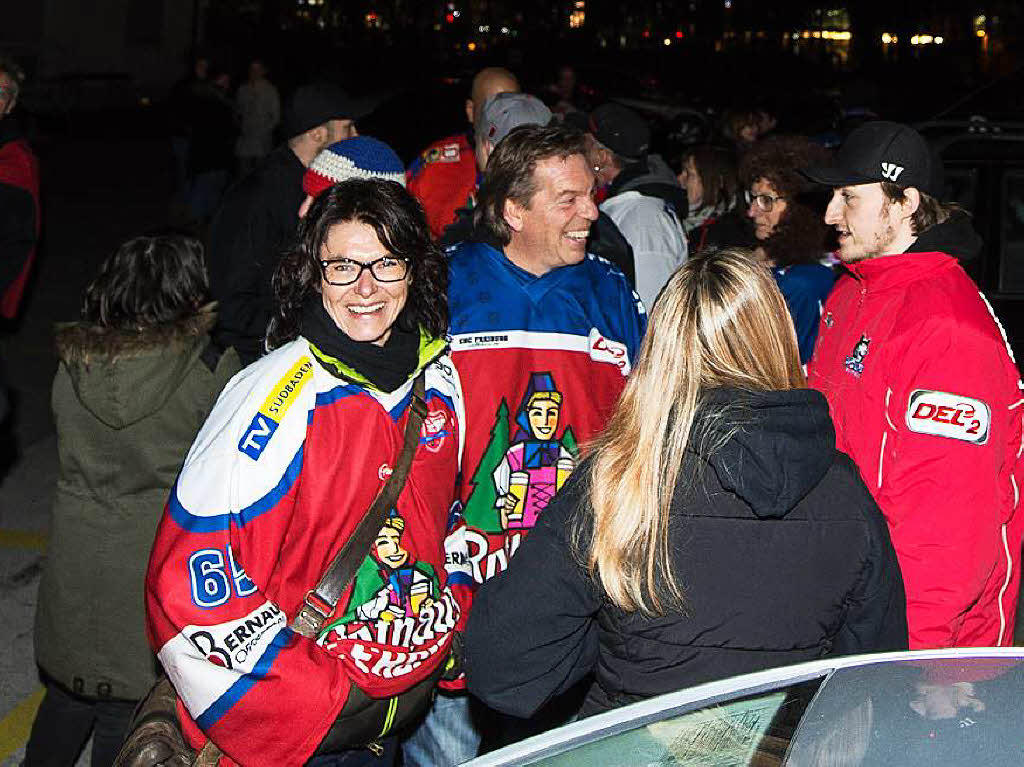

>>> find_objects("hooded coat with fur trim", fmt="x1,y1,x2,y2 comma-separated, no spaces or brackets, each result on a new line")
34,307,240,701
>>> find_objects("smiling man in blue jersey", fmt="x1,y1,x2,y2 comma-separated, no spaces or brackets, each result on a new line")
401,123,647,766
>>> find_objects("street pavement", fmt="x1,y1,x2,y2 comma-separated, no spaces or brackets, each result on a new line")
0,133,177,765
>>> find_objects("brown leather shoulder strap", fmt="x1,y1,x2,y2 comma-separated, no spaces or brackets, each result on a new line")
291,372,428,638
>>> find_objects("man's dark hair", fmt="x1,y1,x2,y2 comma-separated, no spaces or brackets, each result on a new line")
880,182,964,236
741,135,834,267
474,123,587,245
268,178,447,349
683,144,740,210
83,234,208,328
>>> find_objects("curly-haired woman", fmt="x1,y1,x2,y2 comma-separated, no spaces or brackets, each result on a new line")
743,135,837,363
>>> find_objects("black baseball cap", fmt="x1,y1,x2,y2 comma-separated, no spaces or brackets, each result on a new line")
588,103,650,161
284,83,374,139
802,121,942,196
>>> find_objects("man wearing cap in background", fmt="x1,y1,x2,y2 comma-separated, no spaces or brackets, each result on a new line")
803,120,1024,649
207,82,367,365
407,66,520,239
584,102,688,308
298,135,406,218
437,91,552,247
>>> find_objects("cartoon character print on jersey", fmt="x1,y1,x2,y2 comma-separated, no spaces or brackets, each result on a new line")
494,373,577,530
347,509,441,626
462,372,580,539
316,508,462,683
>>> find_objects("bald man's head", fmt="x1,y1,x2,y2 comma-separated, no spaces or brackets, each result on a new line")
466,67,520,126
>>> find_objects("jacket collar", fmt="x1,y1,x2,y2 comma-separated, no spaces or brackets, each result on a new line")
844,251,957,292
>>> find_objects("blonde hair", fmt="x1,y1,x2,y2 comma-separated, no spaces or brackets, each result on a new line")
581,247,805,615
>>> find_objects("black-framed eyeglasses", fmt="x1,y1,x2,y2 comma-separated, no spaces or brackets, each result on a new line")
319,256,410,286
745,189,785,212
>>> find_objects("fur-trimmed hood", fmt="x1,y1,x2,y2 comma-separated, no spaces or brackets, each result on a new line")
54,305,217,429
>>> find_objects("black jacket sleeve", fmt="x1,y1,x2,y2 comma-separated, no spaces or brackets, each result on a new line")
832,467,909,655
0,182,37,295
464,473,602,718
207,195,279,361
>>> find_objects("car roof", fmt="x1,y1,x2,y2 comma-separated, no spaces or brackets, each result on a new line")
917,118,1024,162
466,647,1024,766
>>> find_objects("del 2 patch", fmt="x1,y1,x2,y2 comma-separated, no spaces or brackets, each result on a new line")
905,389,990,445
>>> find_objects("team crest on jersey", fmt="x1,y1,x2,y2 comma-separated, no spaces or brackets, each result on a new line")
420,410,450,453
425,143,461,164
844,334,871,377
824,312,834,328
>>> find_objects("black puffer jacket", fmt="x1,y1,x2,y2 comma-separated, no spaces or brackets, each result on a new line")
465,386,908,718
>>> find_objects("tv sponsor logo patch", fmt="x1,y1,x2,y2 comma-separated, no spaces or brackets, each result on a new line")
239,357,314,460
905,389,990,444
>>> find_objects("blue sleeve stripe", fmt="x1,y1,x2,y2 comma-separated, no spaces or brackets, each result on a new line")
195,627,294,730
168,446,305,532
315,383,363,408
446,572,474,587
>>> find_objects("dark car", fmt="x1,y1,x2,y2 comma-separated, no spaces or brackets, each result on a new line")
918,118,1024,364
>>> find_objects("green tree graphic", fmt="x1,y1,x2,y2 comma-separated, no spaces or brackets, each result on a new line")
561,425,579,457
462,399,510,532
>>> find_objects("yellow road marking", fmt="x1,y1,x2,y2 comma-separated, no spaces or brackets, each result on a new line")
0,529,47,551
0,686,45,762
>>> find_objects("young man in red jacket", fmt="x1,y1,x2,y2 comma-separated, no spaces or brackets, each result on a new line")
0,56,39,320
803,121,1024,649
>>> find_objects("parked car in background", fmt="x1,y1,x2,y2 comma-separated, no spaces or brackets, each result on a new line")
919,118,1024,364
465,648,1024,767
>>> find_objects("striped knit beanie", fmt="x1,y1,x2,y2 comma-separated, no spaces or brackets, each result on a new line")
302,136,406,198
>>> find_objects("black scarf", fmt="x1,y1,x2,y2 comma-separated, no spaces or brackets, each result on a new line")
300,294,419,393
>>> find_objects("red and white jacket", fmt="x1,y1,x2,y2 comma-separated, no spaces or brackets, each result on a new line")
146,337,470,765
808,251,1024,649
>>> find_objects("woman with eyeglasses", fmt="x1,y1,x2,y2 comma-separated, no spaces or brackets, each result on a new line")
464,248,907,721
144,179,468,767
743,135,836,364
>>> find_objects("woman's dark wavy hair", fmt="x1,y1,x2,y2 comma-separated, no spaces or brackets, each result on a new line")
82,233,208,329
741,135,835,267
267,178,447,349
